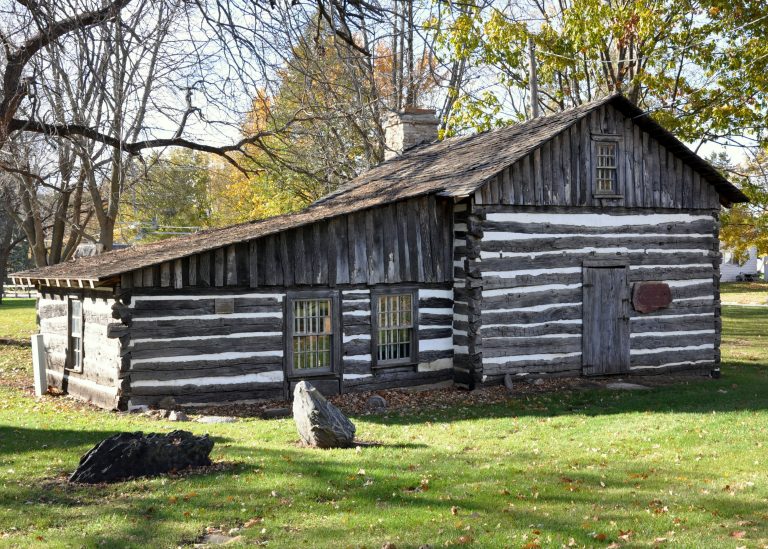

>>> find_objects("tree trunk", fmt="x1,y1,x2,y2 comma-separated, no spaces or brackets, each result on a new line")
0,250,8,304
0,215,14,304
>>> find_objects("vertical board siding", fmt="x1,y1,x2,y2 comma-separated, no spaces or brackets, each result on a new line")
477,208,718,381
125,195,452,290
480,105,722,210
38,290,122,409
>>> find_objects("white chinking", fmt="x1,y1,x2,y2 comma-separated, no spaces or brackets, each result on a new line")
485,212,712,226
132,370,284,387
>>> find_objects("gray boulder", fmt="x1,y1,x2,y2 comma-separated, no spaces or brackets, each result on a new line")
366,395,387,411
69,430,213,484
503,373,515,392
293,381,355,448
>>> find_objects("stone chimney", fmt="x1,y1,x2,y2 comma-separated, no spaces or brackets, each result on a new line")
381,108,439,160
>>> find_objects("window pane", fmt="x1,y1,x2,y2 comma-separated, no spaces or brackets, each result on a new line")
377,293,414,363
595,142,617,193
292,298,333,370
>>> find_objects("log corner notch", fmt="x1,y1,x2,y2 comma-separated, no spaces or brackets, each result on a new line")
457,201,485,389
111,282,132,411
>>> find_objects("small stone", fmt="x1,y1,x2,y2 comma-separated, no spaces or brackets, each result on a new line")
128,405,148,414
196,416,237,424
197,533,241,546
168,410,189,422
261,407,291,419
605,382,650,391
533,378,545,386
293,381,355,448
366,395,387,411
157,396,177,409
503,374,514,392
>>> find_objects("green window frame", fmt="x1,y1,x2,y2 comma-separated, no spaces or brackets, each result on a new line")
371,288,418,368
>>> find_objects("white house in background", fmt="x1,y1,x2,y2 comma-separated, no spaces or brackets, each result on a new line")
720,246,761,281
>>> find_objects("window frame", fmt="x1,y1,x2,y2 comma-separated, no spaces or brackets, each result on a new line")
284,290,340,378
66,296,84,373
371,287,419,369
591,134,623,198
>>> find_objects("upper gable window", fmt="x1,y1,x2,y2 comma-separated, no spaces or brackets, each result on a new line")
592,135,621,196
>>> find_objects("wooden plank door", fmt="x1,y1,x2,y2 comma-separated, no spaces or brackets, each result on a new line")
582,266,630,375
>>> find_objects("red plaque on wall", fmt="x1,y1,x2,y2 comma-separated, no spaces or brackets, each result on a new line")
632,282,672,314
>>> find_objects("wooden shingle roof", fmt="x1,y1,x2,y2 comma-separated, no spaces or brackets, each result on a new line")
13,94,747,284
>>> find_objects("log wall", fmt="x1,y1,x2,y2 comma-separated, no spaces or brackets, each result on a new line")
38,288,123,409
474,206,720,382
123,285,454,407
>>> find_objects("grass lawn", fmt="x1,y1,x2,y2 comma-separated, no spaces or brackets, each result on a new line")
721,282,768,305
0,298,36,340
1,303,768,548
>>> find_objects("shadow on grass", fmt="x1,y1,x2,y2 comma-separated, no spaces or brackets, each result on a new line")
4,443,768,548
0,298,36,310
0,425,234,457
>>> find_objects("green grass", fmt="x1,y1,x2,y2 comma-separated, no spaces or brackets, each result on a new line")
0,298,36,340
1,303,768,547
721,282,768,305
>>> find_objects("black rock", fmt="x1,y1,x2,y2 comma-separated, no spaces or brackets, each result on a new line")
293,381,355,448
69,430,214,484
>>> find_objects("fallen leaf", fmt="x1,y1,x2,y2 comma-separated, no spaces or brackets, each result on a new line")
451,506,459,516
730,531,746,539
243,517,263,528
594,532,607,541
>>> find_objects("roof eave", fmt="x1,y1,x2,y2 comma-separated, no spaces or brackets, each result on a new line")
9,274,106,289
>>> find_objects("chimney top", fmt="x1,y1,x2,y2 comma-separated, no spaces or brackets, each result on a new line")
381,109,438,161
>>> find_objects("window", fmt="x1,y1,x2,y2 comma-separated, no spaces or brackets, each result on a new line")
592,136,621,196
67,298,83,372
286,292,339,375
372,290,417,367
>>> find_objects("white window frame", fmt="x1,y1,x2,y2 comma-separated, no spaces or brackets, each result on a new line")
66,297,84,372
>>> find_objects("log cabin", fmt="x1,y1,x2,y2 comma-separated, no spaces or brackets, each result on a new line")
11,94,749,410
